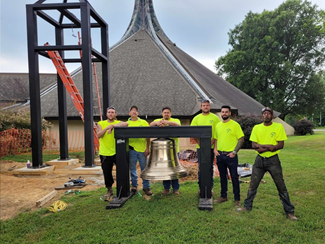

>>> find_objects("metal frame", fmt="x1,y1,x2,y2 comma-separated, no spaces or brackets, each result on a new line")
106,126,213,210
26,0,109,167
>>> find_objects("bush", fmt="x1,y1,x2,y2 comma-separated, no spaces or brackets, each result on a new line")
0,109,53,157
0,109,51,132
234,114,262,149
293,119,315,135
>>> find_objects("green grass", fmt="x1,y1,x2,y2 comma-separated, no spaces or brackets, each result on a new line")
1,132,325,243
0,151,85,163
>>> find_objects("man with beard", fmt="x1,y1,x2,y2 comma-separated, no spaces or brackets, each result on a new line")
213,105,244,207
97,107,128,199
150,107,181,195
190,99,220,193
236,107,298,221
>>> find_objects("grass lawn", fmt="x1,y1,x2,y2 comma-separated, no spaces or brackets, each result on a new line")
1,132,324,243
1,151,85,163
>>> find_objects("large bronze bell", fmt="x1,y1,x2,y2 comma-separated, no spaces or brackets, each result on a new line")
141,138,188,180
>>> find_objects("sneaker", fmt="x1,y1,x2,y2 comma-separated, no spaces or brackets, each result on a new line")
143,188,153,196
214,197,228,203
286,213,298,221
162,189,170,195
131,186,138,192
236,207,248,212
173,190,180,195
234,201,241,208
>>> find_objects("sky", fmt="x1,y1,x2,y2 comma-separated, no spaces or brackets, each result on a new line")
1,0,325,74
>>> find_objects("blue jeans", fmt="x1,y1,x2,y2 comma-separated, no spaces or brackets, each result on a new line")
163,179,179,190
197,149,214,187
243,154,295,214
163,152,180,190
216,154,240,201
129,149,150,189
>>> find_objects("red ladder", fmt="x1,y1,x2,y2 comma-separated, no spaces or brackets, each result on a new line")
45,42,99,151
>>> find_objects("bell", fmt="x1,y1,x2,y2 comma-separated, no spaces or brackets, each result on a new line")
141,138,188,180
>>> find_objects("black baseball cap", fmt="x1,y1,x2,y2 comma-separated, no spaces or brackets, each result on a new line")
262,107,273,114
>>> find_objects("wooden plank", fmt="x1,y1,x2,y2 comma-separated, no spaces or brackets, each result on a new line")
36,190,57,207
55,185,86,190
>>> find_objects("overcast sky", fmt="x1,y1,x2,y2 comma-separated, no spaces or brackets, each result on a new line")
1,0,325,74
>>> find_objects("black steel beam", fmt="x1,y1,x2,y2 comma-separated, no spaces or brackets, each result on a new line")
38,51,49,59
80,3,94,167
61,23,101,28
58,0,67,24
114,126,212,139
37,10,60,28
90,7,107,26
26,5,43,168
36,45,81,51
91,47,107,62
28,3,82,11
57,9,81,27
101,24,109,120
114,137,130,203
56,26,69,160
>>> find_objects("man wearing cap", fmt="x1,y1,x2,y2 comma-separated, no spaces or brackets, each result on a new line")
150,107,181,195
190,99,220,193
213,105,244,207
128,105,152,196
236,107,298,221
97,107,128,199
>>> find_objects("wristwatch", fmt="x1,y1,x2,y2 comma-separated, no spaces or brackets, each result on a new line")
232,150,237,155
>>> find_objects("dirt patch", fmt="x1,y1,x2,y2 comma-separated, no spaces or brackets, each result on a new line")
0,160,200,220
0,161,104,220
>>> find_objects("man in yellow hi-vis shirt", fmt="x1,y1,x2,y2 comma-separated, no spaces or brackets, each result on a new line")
237,107,298,221
213,105,244,207
128,105,152,196
191,99,220,193
150,107,181,195
97,107,128,199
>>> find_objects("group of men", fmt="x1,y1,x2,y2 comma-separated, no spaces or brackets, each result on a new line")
97,100,298,221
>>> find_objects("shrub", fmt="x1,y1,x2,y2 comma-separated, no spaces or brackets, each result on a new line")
0,109,52,132
293,119,315,135
0,109,53,157
234,114,262,149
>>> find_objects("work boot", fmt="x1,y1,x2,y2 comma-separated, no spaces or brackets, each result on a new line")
234,201,241,208
286,213,298,221
214,197,228,203
173,190,180,195
161,189,170,195
131,186,138,192
143,188,153,196
103,187,113,198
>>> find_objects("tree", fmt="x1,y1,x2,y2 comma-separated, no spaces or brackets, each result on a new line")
216,0,325,120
